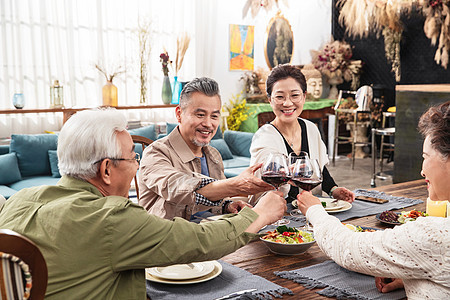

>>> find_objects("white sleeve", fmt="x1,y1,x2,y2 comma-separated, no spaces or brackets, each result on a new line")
307,205,450,283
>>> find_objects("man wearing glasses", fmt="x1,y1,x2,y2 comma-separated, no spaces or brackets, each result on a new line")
138,77,274,220
0,108,286,298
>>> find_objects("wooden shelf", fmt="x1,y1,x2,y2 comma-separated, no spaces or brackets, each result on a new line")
0,104,178,123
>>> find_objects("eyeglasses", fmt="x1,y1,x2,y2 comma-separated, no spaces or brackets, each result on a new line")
93,153,140,165
271,93,305,104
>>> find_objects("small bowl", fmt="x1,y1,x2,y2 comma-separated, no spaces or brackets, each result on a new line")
259,230,316,255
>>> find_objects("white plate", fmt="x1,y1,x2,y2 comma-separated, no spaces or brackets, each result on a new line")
147,261,216,280
326,201,352,214
292,197,344,211
320,198,345,211
146,261,222,284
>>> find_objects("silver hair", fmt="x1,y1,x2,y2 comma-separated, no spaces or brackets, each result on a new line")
57,108,127,180
179,77,221,110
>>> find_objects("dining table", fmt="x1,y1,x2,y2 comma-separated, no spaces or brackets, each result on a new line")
221,179,428,299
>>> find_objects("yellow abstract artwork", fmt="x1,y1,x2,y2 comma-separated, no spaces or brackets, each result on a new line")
229,24,254,71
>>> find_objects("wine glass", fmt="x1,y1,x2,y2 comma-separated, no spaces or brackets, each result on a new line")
290,157,322,192
261,153,291,226
261,153,290,190
290,156,322,231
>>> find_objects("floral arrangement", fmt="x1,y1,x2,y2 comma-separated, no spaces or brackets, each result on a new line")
160,51,172,76
225,94,252,131
311,40,363,90
240,71,261,96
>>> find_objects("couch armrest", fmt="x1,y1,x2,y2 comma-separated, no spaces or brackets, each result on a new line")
0,145,10,155
223,130,254,158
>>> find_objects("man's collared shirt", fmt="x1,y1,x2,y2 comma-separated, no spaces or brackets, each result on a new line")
0,176,258,299
138,127,226,220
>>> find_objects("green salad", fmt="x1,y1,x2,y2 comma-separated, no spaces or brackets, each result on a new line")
261,226,314,244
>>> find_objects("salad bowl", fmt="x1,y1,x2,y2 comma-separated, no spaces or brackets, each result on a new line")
260,227,316,255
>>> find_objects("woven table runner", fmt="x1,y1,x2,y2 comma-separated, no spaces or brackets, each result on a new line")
275,260,406,300
146,260,292,299
286,189,423,222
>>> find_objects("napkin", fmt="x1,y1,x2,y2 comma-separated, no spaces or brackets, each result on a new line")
275,260,406,300
146,260,292,300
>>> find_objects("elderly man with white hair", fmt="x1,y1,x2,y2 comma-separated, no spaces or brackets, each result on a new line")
0,108,286,299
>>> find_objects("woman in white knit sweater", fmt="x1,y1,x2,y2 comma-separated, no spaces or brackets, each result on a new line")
297,101,450,299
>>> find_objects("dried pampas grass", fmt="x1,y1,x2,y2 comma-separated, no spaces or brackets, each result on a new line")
337,0,450,69
174,33,191,76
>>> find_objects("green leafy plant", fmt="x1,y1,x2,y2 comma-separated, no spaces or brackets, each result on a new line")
225,94,252,131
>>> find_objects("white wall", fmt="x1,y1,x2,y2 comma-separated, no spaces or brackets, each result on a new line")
207,0,332,105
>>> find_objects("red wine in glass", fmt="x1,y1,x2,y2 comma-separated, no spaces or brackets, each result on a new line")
261,172,290,189
291,178,322,191
261,153,291,226
290,157,322,192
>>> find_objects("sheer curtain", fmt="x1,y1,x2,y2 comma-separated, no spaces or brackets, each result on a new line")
0,0,212,137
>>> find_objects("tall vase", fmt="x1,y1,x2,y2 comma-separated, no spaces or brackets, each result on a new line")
161,76,172,105
102,81,118,107
327,75,344,99
171,76,182,104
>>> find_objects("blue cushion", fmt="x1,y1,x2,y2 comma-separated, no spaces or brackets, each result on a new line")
0,145,9,155
223,131,254,157
48,150,61,178
156,133,167,140
222,156,251,169
224,167,248,178
0,185,17,199
209,139,233,160
10,134,58,177
134,144,143,157
9,176,60,191
212,126,223,139
128,124,157,141
0,153,22,185
166,123,178,135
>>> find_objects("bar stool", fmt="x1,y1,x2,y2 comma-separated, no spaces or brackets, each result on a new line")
371,112,395,187
332,90,371,169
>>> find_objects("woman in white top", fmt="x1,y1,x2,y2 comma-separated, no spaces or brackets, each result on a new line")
250,64,354,203
297,101,450,299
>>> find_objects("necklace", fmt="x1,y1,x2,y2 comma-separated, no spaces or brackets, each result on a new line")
271,120,300,149
285,136,295,148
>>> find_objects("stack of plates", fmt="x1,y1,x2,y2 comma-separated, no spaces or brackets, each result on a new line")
146,260,222,284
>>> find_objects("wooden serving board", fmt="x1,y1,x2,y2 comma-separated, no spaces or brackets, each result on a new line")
355,196,389,204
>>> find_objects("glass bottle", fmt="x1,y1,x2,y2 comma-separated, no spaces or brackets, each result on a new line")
50,80,64,108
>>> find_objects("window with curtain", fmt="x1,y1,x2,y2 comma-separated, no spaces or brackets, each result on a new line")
0,0,205,136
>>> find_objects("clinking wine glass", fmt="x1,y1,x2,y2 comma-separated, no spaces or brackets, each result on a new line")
290,157,322,192
290,155,322,230
261,153,291,226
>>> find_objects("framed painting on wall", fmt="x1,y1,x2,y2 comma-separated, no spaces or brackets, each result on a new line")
264,11,293,69
229,24,254,71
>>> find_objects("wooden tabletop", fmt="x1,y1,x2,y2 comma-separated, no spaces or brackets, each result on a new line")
222,179,428,299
